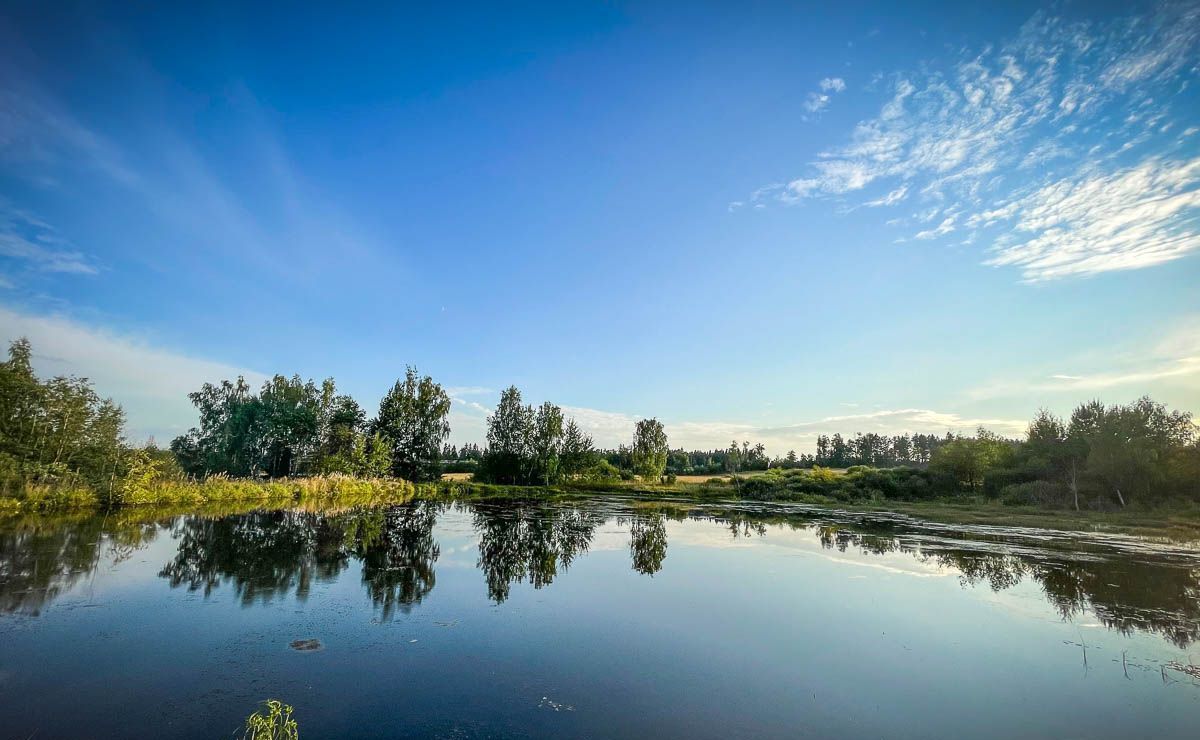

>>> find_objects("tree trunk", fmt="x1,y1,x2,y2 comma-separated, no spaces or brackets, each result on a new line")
1114,486,1125,508
1070,459,1079,511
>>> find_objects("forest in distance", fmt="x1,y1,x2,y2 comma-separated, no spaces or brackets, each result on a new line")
2,336,1199,515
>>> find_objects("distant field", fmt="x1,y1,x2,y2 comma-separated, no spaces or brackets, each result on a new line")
442,472,474,481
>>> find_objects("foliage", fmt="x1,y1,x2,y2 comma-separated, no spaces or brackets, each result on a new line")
171,365,450,483
372,367,452,482
476,386,596,486
999,480,1067,507
930,429,1015,492
243,700,299,740
631,418,669,480
0,338,128,502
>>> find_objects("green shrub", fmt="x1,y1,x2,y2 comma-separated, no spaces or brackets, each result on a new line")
999,480,1067,507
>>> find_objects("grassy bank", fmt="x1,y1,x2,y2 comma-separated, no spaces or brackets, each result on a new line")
0,474,420,516
5,472,1199,541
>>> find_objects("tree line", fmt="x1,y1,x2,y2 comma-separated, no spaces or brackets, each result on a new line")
169,366,452,482
443,432,953,477
729,398,1198,511
2,337,1197,510
472,386,671,485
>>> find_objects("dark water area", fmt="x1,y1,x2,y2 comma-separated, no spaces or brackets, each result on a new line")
1,497,1198,738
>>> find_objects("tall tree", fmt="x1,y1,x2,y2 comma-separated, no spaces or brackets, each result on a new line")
530,402,564,486
479,386,533,484
560,419,596,477
373,367,452,482
632,418,669,480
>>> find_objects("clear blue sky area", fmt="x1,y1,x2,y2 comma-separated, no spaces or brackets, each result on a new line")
2,1,1197,450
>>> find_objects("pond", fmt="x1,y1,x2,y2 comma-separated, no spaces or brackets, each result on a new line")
1,496,1198,738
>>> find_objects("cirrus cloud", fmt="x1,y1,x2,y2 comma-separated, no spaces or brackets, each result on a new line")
741,4,1200,281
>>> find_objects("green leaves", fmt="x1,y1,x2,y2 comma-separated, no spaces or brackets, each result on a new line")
478,387,593,486
372,367,452,482
0,338,127,500
632,418,669,481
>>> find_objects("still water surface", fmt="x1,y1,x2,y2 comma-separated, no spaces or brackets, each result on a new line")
1,497,1198,738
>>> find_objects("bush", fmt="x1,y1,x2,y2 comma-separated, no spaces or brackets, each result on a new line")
583,459,621,482
999,480,1067,507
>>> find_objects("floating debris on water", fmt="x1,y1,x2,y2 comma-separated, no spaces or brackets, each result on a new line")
538,697,575,712
289,639,322,651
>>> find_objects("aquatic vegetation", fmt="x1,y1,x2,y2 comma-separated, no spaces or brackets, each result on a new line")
243,700,299,740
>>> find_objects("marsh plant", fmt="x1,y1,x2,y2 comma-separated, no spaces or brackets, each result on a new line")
243,699,299,740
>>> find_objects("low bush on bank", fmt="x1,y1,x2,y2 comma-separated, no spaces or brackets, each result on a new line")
999,480,1069,507
729,465,957,503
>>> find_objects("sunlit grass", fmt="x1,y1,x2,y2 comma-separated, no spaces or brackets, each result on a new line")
243,699,299,740
0,474,418,515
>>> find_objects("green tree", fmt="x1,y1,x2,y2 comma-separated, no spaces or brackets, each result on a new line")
1023,408,1078,509
1070,397,1195,507
479,386,533,484
373,367,452,482
931,429,1013,492
560,419,596,477
632,418,669,481
0,338,128,499
257,375,323,478
530,401,564,486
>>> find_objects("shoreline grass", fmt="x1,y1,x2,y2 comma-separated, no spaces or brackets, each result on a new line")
1,474,419,516
4,474,1199,541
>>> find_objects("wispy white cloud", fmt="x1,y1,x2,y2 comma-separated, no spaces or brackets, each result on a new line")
0,45,393,284
0,306,266,442
742,4,1200,281
983,156,1200,281
914,213,957,240
969,317,1200,400
0,201,97,275
864,185,908,207
803,76,848,114
446,385,493,398
804,93,832,113
820,77,847,93
553,404,1022,453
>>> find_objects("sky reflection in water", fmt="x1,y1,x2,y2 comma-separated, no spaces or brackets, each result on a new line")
1,498,1198,739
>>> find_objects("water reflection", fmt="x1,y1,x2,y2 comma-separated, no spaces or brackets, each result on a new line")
158,502,444,618
0,515,160,615
2,499,1199,646
625,513,668,575
472,501,607,602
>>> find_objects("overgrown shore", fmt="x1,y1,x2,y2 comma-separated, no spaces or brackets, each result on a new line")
4,473,1200,541
446,477,1200,541
0,475,421,516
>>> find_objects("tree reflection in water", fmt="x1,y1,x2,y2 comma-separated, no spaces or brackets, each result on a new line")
157,501,444,619
2,500,1198,646
471,501,607,602
357,502,442,619
625,513,668,575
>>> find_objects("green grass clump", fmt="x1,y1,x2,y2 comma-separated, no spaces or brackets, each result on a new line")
243,699,299,740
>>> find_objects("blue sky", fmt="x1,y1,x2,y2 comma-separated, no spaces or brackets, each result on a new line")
1,0,1198,452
